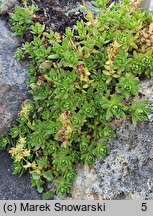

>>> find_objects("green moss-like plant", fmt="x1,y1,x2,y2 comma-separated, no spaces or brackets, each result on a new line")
0,0,153,198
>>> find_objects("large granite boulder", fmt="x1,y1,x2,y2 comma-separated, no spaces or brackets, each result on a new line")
0,20,28,136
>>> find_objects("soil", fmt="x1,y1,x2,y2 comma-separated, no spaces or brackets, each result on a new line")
24,0,119,33
20,0,87,32
1,0,119,33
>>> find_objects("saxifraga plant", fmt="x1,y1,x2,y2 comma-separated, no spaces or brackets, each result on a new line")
0,0,153,198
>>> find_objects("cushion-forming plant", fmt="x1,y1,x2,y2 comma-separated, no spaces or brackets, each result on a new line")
0,0,153,198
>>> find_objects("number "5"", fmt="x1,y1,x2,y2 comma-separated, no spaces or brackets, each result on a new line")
141,203,147,211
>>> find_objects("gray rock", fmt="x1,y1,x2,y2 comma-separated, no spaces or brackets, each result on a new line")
0,150,41,199
0,21,41,200
69,79,153,200
93,121,153,200
0,0,17,13
140,0,153,11
0,20,28,136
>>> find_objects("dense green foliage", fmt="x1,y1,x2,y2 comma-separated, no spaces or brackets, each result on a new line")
0,0,153,198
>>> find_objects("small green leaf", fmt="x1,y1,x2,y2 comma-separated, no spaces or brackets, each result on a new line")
32,173,40,180
43,171,53,182
42,191,54,200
